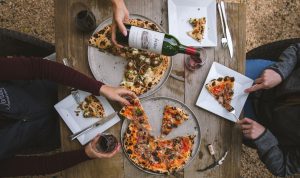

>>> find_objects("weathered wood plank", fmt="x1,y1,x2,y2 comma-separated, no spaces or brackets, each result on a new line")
55,0,124,178
184,3,245,178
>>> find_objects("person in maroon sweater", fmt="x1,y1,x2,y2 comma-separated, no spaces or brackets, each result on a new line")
0,57,135,177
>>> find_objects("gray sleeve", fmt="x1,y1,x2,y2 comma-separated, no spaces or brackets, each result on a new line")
253,129,300,176
268,43,300,79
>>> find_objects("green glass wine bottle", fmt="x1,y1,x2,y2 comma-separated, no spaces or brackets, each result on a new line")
116,24,203,60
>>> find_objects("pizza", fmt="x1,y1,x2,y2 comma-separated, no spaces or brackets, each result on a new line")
205,76,235,111
187,17,206,42
88,18,170,96
78,95,105,118
122,98,195,174
119,98,152,131
123,122,195,174
161,105,189,136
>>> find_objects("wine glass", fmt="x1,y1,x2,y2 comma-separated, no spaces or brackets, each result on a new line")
95,133,118,153
75,10,96,32
184,48,207,71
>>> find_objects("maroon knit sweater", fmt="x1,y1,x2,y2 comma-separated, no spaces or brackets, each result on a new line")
0,57,105,176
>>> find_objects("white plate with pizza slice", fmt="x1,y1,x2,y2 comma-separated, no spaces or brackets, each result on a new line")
54,90,121,145
168,0,217,47
196,62,253,122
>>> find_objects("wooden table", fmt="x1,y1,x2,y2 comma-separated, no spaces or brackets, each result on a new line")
55,0,245,177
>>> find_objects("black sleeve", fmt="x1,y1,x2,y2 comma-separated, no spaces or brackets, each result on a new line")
268,43,300,80
253,129,300,176
0,149,91,177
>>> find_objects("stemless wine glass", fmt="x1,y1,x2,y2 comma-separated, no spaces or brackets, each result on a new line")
95,133,118,153
75,10,96,32
184,48,207,71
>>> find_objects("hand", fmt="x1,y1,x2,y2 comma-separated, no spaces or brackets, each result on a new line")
99,85,136,105
245,69,282,93
237,118,265,140
85,135,121,159
111,0,129,48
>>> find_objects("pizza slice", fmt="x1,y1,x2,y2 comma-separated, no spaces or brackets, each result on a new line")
119,98,152,131
166,135,195,173
78,95,105,118
205,76,235,111
161,105,189,136
88,25,112,51
187,17,206,42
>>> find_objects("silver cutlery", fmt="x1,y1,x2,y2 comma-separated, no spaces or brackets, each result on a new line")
70,112,118,140
217,2,228,48
220,1,234,58
229,107,239,122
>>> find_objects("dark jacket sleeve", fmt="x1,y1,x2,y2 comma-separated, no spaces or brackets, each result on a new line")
0,149,91,177
268,43,300,80
253,129,300,177
0,57,104,95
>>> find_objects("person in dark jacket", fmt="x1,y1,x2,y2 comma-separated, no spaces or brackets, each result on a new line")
238,43,300,176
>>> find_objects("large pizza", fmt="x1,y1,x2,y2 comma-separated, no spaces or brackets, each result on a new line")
88,18,170,96
120,98,195,174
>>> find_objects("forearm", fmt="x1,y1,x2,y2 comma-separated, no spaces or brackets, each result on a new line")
0,149,91,177
0,57,103,95
268,43,300,80
253,129,300,176
111,0,124,7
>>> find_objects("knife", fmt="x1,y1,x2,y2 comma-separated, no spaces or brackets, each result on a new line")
220,1,234,58
70,112,118,140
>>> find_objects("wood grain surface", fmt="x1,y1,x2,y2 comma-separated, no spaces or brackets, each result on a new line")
54,0,246,178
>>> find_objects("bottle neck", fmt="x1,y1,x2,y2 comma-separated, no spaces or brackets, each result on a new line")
179,45,201,58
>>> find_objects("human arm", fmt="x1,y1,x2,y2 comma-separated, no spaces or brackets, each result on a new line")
0,136,120,177
0,57,136,105
110,0,129,47
245,43,300,93
238,118,300,176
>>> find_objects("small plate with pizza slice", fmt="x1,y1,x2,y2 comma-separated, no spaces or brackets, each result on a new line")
120,97,201,175
168,0,217,47
196,62,254,122
54,90,121,145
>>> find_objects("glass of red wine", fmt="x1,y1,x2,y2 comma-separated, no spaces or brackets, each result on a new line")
75,10,96,32
184,48,207,71
95,133,118,153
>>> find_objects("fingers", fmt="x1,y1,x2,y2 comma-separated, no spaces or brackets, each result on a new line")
254,77,263,84
118,88,137,98
244,83,264,93
237,117,253,125
115,17,127,37
116,96,131,106
111,22,124,48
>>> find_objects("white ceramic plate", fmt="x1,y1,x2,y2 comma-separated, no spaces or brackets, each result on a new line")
196,62,253,122
121,96,201,175
168,0,217,47
54,90,120,145
88,14,172,99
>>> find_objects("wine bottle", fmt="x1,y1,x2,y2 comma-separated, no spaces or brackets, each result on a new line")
116,24,204,59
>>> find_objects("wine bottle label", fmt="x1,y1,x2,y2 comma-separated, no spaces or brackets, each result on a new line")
129,26,164,54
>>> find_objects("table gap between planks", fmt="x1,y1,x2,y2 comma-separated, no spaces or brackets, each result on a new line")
54,0,245,178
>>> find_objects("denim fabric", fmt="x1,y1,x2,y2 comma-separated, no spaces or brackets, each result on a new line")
244,59,275,120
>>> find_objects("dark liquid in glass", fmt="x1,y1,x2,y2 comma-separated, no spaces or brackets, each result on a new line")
75,10,96,32
96,134,118,153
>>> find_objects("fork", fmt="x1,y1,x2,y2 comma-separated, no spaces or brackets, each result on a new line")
217,2,228,48
228,107,239,122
